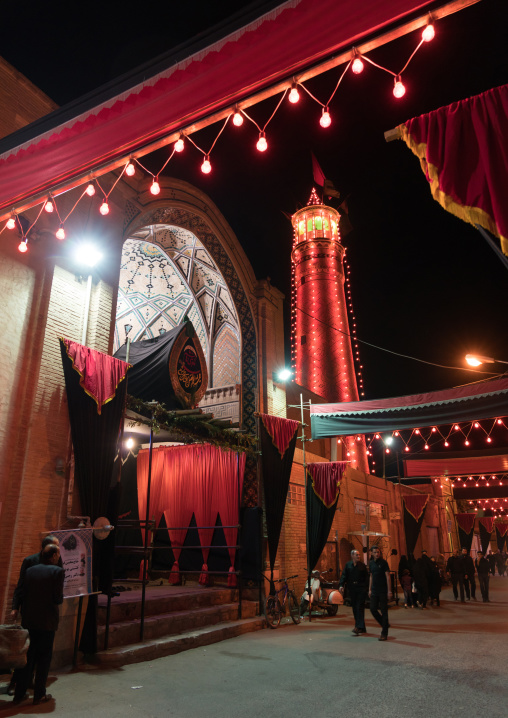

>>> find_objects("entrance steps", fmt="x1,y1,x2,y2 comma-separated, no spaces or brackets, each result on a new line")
93,583,264,666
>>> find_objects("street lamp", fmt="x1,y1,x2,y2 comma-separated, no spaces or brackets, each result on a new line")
465,354,508,367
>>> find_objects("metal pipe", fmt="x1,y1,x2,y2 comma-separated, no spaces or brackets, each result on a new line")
140,420,154,641
81,274,92,345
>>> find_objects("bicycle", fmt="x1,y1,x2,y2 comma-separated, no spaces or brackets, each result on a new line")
264,574,301,628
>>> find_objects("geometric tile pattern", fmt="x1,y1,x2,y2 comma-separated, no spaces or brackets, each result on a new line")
213,325,241,387
123,207,259,506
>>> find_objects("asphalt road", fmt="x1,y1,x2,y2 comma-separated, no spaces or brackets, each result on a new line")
1,578,507,718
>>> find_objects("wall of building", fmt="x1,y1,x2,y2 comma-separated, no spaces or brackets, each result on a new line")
0,56,57,139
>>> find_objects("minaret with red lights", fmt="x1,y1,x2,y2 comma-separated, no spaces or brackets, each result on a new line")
291,188,368,471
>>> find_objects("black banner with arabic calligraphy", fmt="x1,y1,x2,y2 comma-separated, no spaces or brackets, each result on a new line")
115,321,208,409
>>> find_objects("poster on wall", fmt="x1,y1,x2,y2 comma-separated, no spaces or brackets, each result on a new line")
50,529,93,598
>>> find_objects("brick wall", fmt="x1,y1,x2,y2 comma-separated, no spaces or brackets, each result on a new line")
0,56,57,139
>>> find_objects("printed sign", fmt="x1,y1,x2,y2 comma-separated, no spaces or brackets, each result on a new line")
51,529,93,598
177,339,203,395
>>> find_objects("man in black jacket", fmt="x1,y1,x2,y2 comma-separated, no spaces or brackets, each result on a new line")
461,547,477,601
339,549,369,635
476,551,490,602
446,549,465,602
368,546,392,641
11,535,60,619
13,544,64,706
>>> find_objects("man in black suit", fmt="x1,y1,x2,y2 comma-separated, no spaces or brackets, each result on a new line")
13,544,64,706
11,535,60,619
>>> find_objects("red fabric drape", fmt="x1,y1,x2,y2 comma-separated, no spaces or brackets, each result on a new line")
496,522,508,538
60,337,130,414
400,84,508,253
403,494,429,521
137,448,166,545
307,462,346,508
259,413,299,457
137,444,245,584
455,513,476,534
478,516,496,534
162,447,193,585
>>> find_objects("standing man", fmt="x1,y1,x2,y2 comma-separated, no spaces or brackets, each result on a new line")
461,547,477,601
11,535,60,619
368,546,392,641
446,549,465,602
339,549,369,635
13,544,64,706
476,551,490,602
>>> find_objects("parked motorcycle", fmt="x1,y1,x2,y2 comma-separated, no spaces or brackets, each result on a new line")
300,568,343,616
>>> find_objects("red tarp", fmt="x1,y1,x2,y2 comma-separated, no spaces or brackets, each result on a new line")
0,0,432,213
404,453,508,478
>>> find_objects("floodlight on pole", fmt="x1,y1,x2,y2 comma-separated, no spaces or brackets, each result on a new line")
75,243,103,268
274,368,292,382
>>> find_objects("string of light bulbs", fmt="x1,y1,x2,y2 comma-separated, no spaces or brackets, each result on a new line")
4,18,439,253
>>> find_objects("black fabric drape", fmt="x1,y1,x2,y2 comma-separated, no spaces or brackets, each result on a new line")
458,526,474,551
496,526,507,552
306,481,339,572
260,424,297,584
60,342,127,524
403,505,427,556
479,522,493,554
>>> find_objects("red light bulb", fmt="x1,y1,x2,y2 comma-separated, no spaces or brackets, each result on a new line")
320,107,331,128
232,112,243,127
393,76,406,99
86,183,96,197
201,156,211,174
6,217,16,230
288,85,300,103
56,226,65,240
256,132,268,152
422,24,435,42
100,201,109,215
175,137,185,152
352,57,364,74
150,178,161,195
18,239,27,253
125,162,135,177
44,199,54,213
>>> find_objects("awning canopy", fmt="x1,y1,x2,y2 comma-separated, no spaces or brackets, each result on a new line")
404,451,508,478
0,0,434,214
310,376,508,438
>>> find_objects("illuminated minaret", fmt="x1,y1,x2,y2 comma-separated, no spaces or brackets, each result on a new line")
291,188,368,471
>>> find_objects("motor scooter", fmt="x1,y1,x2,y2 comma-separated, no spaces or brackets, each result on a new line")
300,568,343,616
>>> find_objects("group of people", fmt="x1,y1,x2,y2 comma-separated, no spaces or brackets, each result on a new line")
398,551,442,608
8,534,64,706
445,547,496,602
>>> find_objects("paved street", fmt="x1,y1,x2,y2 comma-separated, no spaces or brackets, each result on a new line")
1,578,507,718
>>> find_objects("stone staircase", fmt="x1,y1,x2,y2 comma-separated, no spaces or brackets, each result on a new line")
93,583,264,666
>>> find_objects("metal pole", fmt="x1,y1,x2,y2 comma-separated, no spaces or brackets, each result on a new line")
301,393,311,621
73,595,84,667
140,419,154,641
237,450,242,619
81,274,92,345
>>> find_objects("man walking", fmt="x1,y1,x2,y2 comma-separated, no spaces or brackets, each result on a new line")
476,551,490,602
368,546,392,641
339,549,368,635
446,549,465,602
13,544,64,706
461,547,477,601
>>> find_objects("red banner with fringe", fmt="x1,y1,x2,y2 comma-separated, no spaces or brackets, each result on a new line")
455,513,476,534
60,337,130,414
403,494,429,522
496,522,508,537
259,413,299,457
478,517,496,534
400,84,508,254
307,462,346,508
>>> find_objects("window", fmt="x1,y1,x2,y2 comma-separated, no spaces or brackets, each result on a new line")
287,483,305,506
354,499,385,518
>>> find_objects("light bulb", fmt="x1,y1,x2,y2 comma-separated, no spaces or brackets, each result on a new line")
257,132,268,152
175,137,185,152
56,226,66,240
201,156,211,174
18,240,28,253
6,217,16,229
422,23,435,42
125,161,135,176
86,183,95,197
289,85,300,103
320,107,331,128
44,199,54,213
150,179,161,195
100,201,110,215
232,112,243,127
352,57,364,74
393,76,406,99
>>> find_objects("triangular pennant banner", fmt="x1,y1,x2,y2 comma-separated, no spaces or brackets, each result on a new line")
403,494,429,522
259,413,299,457
307,462,346,508
455,513,476,534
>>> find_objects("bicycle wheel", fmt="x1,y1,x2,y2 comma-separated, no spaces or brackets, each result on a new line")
326,604,338,616
289,591,301,624
264,595,282,628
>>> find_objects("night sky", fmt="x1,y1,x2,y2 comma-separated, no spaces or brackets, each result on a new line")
1,0,507,400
